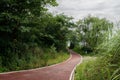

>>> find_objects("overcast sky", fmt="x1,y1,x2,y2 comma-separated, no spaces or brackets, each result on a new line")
49,0,120,22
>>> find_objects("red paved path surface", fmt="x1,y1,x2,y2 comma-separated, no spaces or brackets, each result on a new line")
0,50,82,80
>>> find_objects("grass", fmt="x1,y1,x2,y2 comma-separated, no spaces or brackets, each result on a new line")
75,55,97,80
0,47,70,73
74,54,120,80
47,52,69,66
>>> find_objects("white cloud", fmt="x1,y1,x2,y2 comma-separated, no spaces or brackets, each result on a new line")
49,0,120,22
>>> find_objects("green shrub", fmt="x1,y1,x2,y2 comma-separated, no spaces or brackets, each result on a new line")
0,47,69,72
75,32,120,80
75,56,111,80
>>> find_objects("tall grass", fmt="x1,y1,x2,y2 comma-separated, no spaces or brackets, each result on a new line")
75,31,120,80
0,46,69,72
75,56,100,80
75,55,113,80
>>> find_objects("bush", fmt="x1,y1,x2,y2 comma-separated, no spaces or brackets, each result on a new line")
0,46,69,72
75,56,111,80
75,32,120,80
81,46,93,53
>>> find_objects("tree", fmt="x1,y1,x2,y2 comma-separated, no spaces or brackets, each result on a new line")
76,16,113,53
0,0,58,69
39,13,74,51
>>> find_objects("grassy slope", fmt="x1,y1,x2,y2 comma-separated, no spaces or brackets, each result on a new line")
0,49,69,73
75,56,98,80
75,54,120,80
47,52,69,66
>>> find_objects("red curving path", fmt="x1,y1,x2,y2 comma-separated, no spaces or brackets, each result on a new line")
0,50,82,80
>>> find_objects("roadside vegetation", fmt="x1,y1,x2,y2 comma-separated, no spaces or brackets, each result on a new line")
0,46,69,72
74,16,120,80
0,0,120,79
75,34,120,80
0,0,72,72
75,56,98,80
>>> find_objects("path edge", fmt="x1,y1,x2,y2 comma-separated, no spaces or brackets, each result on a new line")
69,52,83,80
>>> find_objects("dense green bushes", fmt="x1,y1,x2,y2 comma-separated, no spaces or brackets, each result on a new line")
75,31,120,80
0,46,69,72
0,0,73,72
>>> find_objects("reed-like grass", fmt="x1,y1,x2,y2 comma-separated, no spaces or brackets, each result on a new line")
74,31,120,80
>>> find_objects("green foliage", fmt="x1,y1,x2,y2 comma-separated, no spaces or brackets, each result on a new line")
75,15,113,53
73,46,81,53
0,0,73,72
39,13,73,51
0,47,69,72
75,31,120,80
75,56,111,80
47,51,69,66
97,31,120,69
75,56,97,80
